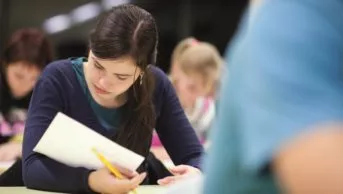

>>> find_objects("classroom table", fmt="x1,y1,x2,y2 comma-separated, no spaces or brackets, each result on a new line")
0,186,166,194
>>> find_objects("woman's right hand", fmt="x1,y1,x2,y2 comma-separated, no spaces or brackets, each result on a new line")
88,167,146,194
0,142,22,161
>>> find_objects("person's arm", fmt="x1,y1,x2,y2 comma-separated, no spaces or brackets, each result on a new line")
22,75,94,193
155,70,204,169
274,125,343,194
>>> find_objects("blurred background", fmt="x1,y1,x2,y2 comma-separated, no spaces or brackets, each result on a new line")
0,0,248,72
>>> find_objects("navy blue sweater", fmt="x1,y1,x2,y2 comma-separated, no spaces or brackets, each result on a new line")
22,59,203,193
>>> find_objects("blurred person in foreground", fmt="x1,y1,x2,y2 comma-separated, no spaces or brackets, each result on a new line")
162,0,343,193
204,0,343,193
0,28,53,161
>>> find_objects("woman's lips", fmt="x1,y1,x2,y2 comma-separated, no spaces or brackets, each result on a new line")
93,84,110,94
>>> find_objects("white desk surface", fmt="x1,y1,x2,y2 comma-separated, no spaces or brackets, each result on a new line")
0,186,166,194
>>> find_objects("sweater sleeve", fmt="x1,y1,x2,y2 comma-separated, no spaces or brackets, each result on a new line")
154,69,204,169
22,76,95,193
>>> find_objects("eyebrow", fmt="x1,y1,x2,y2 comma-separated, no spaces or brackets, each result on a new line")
92,57,133,77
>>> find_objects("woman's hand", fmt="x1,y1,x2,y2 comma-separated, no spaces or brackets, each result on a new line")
157,165,201,186
88,167,146,194
0,142,22,161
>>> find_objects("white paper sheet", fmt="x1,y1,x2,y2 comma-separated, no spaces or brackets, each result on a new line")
33,112,145,171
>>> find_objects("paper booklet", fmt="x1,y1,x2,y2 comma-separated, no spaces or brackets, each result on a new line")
33,112,145,171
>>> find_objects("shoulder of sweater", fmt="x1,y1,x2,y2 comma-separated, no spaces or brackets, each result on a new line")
40,59,73,80
36,59,78,97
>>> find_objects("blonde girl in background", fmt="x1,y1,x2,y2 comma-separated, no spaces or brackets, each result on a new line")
151,38,223,159
170,37,223,141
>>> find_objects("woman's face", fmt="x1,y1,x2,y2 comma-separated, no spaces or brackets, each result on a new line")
84,51,141,107
175,71,207,109
5,61,41,98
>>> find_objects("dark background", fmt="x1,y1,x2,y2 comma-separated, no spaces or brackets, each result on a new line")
0,0,248,72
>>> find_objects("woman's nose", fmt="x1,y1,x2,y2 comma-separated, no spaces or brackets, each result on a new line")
98,77,113,89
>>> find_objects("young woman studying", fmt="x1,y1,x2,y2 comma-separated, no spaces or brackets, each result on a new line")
22,4,203,194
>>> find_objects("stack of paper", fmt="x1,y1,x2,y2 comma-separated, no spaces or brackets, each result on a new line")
0,186,166,194
33,112,145,171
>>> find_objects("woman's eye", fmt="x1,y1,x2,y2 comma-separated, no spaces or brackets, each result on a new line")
117,76,127,81
94,63,103,70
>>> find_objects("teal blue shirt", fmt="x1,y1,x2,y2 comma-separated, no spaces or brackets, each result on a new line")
70,57,122,131
204,0,343,193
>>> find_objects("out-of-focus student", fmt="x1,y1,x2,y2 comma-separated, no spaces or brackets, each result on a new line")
170,38,223,141
0,28,53,161
150,38,223,163
204,0,343,193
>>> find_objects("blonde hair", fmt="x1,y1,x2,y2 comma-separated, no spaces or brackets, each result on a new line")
171,37,198,66
172,38,223,97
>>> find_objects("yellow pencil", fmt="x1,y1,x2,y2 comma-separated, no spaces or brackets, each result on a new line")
92,148,138,194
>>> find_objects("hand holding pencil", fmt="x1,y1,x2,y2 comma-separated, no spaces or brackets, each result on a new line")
88,148,146,194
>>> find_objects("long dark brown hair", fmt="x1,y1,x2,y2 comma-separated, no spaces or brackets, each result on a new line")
89,4,158,157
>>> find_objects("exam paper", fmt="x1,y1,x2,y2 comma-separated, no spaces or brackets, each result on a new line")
33,112,145,171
